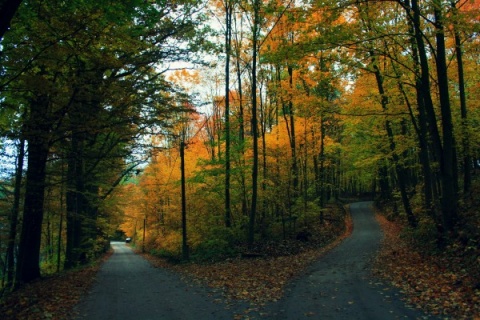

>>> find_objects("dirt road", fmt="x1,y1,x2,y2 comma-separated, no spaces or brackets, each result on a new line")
75,202,434,319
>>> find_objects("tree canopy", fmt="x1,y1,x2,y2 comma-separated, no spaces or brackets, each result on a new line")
0,0,479,301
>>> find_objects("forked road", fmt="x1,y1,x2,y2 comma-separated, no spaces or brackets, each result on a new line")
76,202,433,319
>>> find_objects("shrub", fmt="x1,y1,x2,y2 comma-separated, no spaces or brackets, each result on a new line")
191,238,238,262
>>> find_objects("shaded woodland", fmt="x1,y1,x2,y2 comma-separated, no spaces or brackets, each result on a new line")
0,0,479,298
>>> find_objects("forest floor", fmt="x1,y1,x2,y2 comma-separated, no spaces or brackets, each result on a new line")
0,202,478,319
0,253,110,320
373,213,480,319
144,203,353,308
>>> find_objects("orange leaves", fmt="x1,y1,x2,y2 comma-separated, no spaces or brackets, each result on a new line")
167,69,201,88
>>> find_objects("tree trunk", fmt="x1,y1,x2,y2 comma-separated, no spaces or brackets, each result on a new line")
433,0,458,231
287,66,298,199
180,141,189,260
224,0,232,228
371,54,417,227
233,12,248,218
260,79,269,235
64,134,86,269
450,0,470,196
318,112,326,223
6,137,25,287
57,161,65,272
410,0,443,163
407,0,446,233
16,95,50,285
402,5,438,220
248,0,260,249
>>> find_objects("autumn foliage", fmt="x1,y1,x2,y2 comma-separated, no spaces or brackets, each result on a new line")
0,0,479,318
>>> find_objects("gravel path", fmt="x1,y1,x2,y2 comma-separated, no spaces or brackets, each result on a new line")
75,201,435,319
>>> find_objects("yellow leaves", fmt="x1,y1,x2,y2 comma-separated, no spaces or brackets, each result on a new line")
167,69,201,86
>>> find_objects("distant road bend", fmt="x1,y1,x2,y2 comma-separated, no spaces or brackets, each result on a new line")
75,201,435,319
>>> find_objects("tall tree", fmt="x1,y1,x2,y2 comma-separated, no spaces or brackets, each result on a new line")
16,93,50,283
5,136,25,286
224,0,233,228
1,0,208,284
450,0,471,195
248,0,260,248
433,0,458,232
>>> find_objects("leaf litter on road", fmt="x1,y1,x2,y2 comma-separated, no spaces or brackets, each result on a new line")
7,203,478,319
145,208,353,306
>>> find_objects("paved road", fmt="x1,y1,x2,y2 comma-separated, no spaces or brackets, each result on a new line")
262,201,431,319
75,242,242,320
76,202,434,319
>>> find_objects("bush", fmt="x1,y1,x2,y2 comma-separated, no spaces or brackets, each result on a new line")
402,217,440,254
191,238,238,262
150,248,182,263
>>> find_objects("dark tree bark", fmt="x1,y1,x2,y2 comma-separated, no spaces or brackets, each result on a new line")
395,60,436,220
248,0,260,249
410,0,443,163
180,140,189,260
234,18,248,219
16,95,50,285
6,137,25,287
357,1,416,226
259,77,269,233
57,161,65,272
224,0,232,228
450,0,471,195
405,0,446,232
371,55,417,228
433,0,458,231
287,66,298,199
402,2,438,220
64,133,87,269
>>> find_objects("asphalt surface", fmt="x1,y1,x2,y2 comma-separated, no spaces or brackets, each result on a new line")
75,201,434,319
261,201,432,319
74,242,243,320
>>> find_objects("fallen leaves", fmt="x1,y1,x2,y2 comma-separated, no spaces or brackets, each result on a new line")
145,206,353,306
0,252,111,320
1,204,351,319
373,214,480,319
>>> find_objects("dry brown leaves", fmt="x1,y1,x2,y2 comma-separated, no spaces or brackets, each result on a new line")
146,213,353,306
0,252,110,320
0,207,350,319
373,214,480,319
